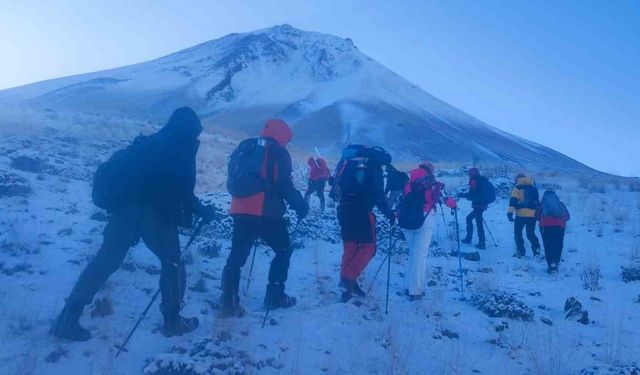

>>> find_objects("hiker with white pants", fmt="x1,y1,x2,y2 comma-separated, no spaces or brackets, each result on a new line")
396,162,456,301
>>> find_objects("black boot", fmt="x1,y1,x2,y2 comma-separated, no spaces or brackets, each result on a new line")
220,267,245,318
351,280,366,297
162,311,199,337
461,236,472,244
50,302,91,341
264,282,296,310
475,242,486,250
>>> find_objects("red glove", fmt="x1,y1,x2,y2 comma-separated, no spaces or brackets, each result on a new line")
445,197,457,209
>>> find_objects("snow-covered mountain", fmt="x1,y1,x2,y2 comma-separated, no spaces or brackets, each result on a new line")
0,24,591,171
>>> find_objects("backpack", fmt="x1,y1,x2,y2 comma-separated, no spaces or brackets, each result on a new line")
519,185,538,209
397,180,428,230
478,176,496,205
92,135,154,211
226,138,269,198
542,194,564,217
333,157,369,202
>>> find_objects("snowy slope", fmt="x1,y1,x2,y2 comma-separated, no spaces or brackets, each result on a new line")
0,25,592,173
1,112,639,374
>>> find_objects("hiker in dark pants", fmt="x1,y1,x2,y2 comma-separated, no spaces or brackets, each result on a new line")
536,190,570,273
459,168,488,249
508,173,541,257
51,107,219,341
221,119,308,318
304,157,331,212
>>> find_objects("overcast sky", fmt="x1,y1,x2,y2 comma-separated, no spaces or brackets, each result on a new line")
1,0,638,176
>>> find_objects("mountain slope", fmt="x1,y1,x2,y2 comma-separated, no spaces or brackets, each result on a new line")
0,24,591,172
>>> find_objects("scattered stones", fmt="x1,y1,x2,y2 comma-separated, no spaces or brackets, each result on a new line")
198,242,221,259
621,266,640,283
1,263,34,276
471,291,534,321
10,156,48,173
441,329,459,339
540,317,553,326
144,338,247,374
0,170,31,197
564,297,590,325
451,251,481,261
579,362,640,375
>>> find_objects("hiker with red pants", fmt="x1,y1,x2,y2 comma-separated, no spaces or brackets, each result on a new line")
536,190,570,273
333,145,395,302
304,157,331,212
397,162,456,300
459,168,488,249
222,119,309,318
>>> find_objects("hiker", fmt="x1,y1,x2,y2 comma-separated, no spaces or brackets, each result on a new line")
508,173,541,257
458,168,493,249
51,107,219,341
333,144,395,302
304,157,331,212
222,119,308,318
397,163,455,300
385,164,409,208
536,190,570,273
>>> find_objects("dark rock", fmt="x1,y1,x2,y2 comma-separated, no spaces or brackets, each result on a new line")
564,297,590,325
540,317,553,326
0,170,31,197
621,266,640,283
441,329,459,339
427,280,437,287
472,291,534,321
579,362,640,375
10,156,47,173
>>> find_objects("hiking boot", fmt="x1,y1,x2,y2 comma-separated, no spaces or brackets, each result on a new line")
352,280,366,297
50,302,91,342
461,237,472,245
162,313,199,337
264,283,297,310
475,242,486,250
408,295,423,302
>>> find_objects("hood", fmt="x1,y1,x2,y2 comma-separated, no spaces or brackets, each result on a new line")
543,190,557,198
469,168,480,178
261,118,293,146
419,162,435,176
409,168,427,183
516,176,534,186
158,107,203,142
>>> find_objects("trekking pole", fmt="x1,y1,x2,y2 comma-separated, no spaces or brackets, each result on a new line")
115,219,205,358
244,241,259,297
483,218,498,247
366,226,401,293
385,225,397,315
452,209,465,299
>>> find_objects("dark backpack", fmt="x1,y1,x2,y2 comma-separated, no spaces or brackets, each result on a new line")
478,176,496,205
398,180,428,230
519,185,538,209
226,138,269,198
542,194,564,217
333,157,369,202
92,135,155,211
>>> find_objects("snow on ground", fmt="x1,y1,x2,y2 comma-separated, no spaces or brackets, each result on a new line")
1,115,639,375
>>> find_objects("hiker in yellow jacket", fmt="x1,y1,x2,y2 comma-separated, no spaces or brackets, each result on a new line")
507,173,541,258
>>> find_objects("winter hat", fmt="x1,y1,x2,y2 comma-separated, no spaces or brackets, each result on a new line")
409,167,427,183
468,168,480,178
261,119,293,146
419,162,435,176
160,107,203,141
543,190,557,197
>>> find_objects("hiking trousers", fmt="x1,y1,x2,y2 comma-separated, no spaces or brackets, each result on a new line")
402,211,436,296
338,205,377,281
514,217,540,255
225,215,292,286
304,179,327,211
541,226,565,266
465,208,486,243
67,205,185,314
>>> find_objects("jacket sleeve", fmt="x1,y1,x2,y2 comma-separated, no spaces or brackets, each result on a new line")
535,204,542,221
374,166,393,216
508,187,519,214
276,149,306,212
564,204,571,221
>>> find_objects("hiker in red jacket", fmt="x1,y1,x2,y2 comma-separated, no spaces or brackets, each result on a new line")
536,190,570,273
222,119,308,318
304,157,331,212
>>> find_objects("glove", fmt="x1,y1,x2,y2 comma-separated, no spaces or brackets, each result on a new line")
507,212,515,222
296,202,309,220
445,196,457,209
